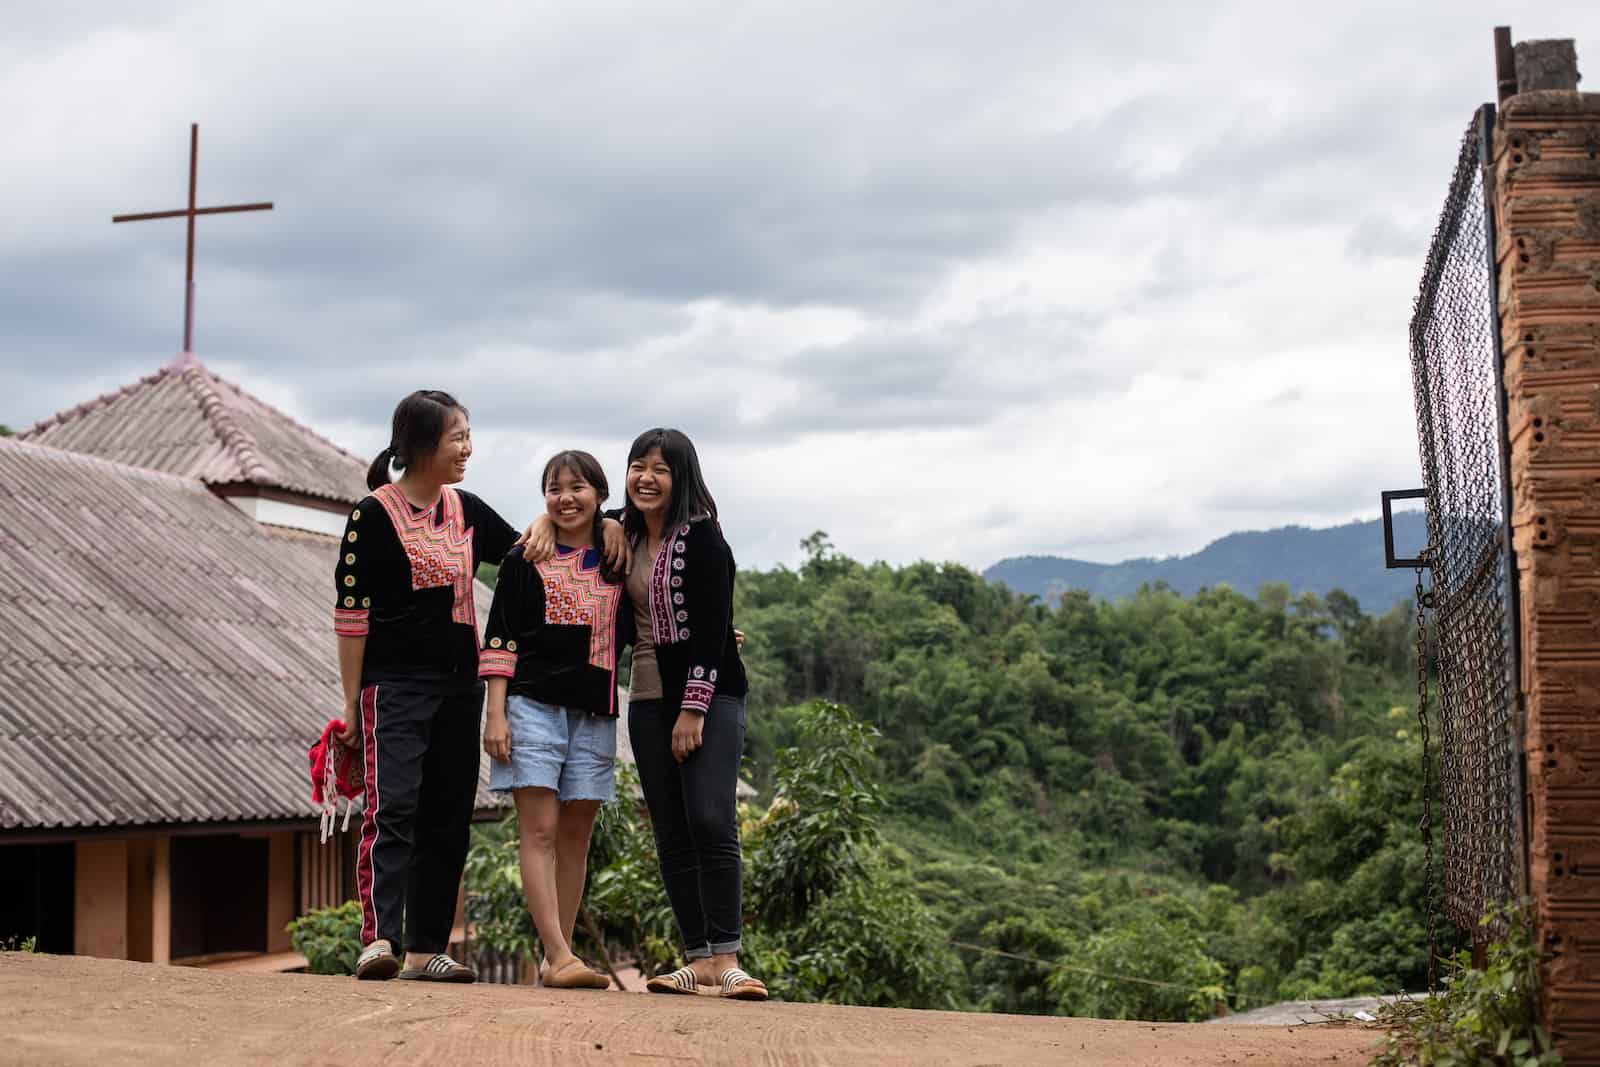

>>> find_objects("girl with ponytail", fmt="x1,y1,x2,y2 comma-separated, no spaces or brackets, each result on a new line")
477,450,628,989
332,390,520,983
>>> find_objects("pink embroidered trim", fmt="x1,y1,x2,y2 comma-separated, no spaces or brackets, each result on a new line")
683,679,715,713
371,484,476,627
648,524,692,646
478,649,517,678
538,550,622,671
333,607,370,637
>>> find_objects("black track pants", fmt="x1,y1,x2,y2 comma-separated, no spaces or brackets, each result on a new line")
355,681,482,953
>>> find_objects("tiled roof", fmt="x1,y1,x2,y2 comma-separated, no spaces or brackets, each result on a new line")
0,438,498,832
20,354,368,506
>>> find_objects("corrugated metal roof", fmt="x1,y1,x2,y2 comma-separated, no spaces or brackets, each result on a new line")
0,438,500,832
19,355,368,506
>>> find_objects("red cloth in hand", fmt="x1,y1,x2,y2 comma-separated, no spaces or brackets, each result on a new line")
309,718,364,805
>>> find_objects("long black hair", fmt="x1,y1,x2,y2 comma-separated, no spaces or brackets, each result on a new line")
367,390,468,490
541,449,622,583
621,428,718,542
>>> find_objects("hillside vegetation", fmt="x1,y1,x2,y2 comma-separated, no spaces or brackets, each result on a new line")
473,531,1445,1019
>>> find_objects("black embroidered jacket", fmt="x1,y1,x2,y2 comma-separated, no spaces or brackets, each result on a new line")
332,484,517,689
478,545,631,717
641,516,748,715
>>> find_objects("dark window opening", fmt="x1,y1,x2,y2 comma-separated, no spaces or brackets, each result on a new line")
170,835,268,960
0,844,75,953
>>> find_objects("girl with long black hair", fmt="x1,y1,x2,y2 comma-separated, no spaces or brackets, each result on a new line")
624,430,764,999
333,390,518,983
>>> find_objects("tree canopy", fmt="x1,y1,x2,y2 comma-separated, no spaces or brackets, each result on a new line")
469,531,1444,1019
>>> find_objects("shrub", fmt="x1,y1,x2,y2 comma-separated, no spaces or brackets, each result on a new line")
286,901,361,975
1373,905,1562,1067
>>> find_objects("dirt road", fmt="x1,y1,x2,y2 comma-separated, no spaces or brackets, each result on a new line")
2,952,1378,1066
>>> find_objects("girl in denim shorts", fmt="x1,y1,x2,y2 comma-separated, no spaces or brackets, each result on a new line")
479,450,629,990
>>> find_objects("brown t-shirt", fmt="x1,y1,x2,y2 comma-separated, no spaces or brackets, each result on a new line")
627,539,663,700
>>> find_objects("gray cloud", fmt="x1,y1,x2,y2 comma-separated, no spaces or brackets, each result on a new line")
5,1,1598,568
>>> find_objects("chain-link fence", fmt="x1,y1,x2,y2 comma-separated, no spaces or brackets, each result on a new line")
1409,103,1524,939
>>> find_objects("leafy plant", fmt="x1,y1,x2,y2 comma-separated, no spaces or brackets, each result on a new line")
740,700,961,1008
1373,905,1561,1067
1048,900,1228,1022
744,700,883,926
286,901,361,975
0,936,37,952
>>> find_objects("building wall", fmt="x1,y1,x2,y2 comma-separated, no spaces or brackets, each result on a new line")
221,493,348,537
1494,88,1600,1064
73,840,128,959
62,829,328,967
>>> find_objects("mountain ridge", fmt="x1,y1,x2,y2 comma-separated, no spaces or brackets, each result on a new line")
983,513,1428,615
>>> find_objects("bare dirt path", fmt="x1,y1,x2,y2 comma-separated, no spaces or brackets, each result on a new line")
1,952,1378,1066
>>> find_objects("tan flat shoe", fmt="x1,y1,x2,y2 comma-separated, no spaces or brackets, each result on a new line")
544,957,608,990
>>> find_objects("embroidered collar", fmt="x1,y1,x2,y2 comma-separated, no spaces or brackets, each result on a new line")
371,483,477,627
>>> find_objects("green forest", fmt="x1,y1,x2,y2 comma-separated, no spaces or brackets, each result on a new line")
468,532,1446,1020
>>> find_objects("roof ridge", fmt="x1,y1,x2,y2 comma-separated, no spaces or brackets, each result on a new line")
18,362,178,438
22,357,365,469
177,363,276,485
202,367,368,467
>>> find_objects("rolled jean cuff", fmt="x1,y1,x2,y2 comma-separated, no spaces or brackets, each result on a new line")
684,944,712,960
710,938,742,956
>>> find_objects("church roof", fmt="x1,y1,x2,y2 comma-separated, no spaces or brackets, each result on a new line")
0,437,498,833
19,354,367,506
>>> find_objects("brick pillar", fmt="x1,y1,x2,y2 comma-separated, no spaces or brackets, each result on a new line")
1493,87,1600,1063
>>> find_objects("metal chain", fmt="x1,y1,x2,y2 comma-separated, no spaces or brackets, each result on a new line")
1415,554,1439,993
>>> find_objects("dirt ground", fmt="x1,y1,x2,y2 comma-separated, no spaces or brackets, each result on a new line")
1,952,1380,1066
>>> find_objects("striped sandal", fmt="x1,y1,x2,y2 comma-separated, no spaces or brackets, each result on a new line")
355,940,400,981
398,953,477,983
717,967,768,1001
645,966,700,995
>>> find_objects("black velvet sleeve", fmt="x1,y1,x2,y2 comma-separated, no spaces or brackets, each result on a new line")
480,551,541,679
460,490,519,569
678,519,735,714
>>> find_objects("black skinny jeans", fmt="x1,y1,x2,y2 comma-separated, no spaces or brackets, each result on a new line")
628,694,746,958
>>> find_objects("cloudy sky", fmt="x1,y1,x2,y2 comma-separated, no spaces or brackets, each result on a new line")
5,2,1595,572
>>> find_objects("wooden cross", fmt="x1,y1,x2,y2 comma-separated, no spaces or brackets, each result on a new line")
113,123,273,354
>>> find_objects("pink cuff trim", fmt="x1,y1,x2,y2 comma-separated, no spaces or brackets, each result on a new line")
682,679,715,714
333,608,370,637
479,648,517,678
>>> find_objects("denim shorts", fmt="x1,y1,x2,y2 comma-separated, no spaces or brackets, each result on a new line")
489,695,617,803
